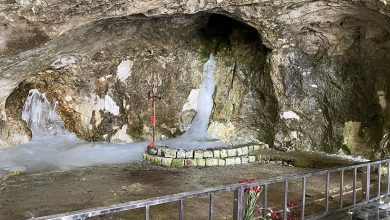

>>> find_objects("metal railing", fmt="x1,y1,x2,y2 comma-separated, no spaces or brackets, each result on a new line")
33,158,390,220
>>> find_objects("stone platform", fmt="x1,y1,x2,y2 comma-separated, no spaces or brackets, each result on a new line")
143,143,269,168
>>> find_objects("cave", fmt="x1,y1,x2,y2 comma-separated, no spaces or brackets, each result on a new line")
3,12,277,148
3,1,390,219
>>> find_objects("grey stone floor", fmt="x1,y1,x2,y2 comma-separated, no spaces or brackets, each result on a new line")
321,197,390,220
352,199,390,220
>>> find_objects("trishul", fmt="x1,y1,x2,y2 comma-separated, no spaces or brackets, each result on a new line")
147,73,162,149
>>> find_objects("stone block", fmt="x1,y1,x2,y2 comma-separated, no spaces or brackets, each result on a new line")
220,149,228,158
249,156,256,163
162,148,177,158
155,157,163,165
249,145,254,153
236,148,243,156
148,147,158,155
177,149,186,159
241,147,249,155
241,156,249,164
185,150,194,158
194,151,204,159
161,157,173,167
204,150,213,158
206,158,218,167
185,159,197,167
213,150,220,158
197,159,206,167
218,159,226,166
143,153,148,160
172,159,185,168
235,157,241,164
227,149,237,157
253,145,261,151
157,147,163,156
226,158,236,166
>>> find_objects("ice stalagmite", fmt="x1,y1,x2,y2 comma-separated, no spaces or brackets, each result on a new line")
21,89,67,137
182,53,216,140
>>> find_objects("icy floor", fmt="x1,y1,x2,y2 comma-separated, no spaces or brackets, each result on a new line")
0,134,225,176
0,134,145,174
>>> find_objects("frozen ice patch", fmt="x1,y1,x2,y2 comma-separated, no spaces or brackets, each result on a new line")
182,89,200,112
98,95,120,116
111,125,133,143
116,60,133,82
22,89,67,136
281,111,300,120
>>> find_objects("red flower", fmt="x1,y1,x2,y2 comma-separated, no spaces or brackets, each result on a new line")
287,199,300,209
270,210,281,220
239,179,263,193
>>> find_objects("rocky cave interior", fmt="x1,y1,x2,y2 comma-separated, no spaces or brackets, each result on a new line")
3,1,390,219
1,0,390,160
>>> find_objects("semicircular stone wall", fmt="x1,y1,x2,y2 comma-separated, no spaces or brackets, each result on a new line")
143,143,269,167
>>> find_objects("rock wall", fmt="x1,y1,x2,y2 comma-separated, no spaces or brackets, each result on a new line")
1,0,390,158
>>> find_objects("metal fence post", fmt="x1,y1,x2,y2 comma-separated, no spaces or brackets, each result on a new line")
325,171,330,213
179,199,185,220
145,206,150,220
340,169,344,208
301,177,307,220
378,163,382,198
283,180,288,220
233,186,244,220
353,167,357,205
209,194,214,220
366,164,371,201
262,184,268,218
388,160,390,195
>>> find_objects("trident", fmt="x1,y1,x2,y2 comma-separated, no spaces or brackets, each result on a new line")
147,73,162,149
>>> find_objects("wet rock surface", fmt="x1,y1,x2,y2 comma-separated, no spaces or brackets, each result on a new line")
1,0,390,158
